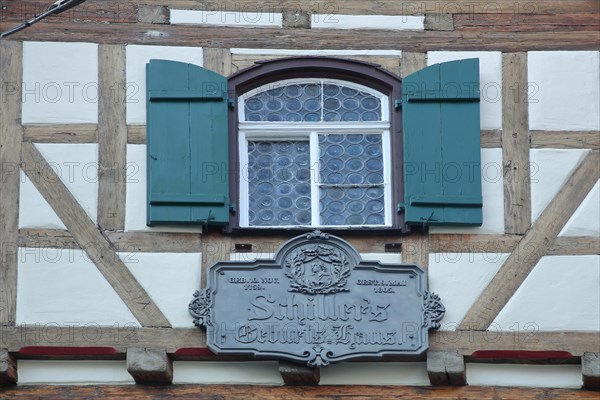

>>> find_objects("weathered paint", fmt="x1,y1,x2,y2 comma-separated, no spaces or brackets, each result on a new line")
528,51,600,131
22,41,99,124
492,255,600,331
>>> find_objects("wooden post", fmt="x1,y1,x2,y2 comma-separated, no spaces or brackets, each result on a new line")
203,48,232,77
278,361,320,386
582,353,600,390
400,52,427,78
0,40,23,325
427,350,467,386
0,349,17,386
127,348,173,385
98,44,127,231
502,52,531,234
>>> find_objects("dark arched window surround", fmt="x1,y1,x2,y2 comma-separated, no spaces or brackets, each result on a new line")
227,57,404,232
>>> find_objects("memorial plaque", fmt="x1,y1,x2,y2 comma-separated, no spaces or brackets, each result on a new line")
189,231,445,367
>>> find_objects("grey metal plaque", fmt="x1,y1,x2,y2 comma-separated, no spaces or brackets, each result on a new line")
190,231,444,367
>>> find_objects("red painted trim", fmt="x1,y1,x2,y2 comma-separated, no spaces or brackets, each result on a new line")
174,348,215,357
18,347,118,356
471,350,573,359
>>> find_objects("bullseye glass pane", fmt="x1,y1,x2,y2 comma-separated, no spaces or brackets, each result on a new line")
320,187,385,226
248,140,311,226
319,134,383,184
244,82,383,122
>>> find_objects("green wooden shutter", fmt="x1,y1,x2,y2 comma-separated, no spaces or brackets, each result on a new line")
402,59,483,226
146,60,230,226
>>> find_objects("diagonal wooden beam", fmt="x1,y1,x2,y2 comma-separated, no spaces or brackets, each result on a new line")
459,150,600,330
0,41,23,325
20,142,171,328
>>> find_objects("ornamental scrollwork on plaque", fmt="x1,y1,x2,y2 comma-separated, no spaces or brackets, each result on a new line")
189,289,211,327
306,345,332,368
283,243,351,295
423,291,445,329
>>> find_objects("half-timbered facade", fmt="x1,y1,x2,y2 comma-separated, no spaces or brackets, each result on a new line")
0,1,599,397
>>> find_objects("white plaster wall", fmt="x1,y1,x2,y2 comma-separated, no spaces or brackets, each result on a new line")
528,51,600,131
119,252,202,327
16,248,139,326
231,49,402,56
173,361,282,384
429,149,504,234
19,170,66,229
126,45,203,124
125,144,203,232
466,364,582,388
559,180,600,237
230,253,402,264
493,255,600,331
22,41,98,124
428,253,510,329
171,10,282,27
530,149,589,222
18,361,134,385
320,362,429,385
427,51,502,130
19,144,99,226
312,14,424,30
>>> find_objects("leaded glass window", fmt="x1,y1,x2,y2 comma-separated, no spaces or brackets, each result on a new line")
239,79,391,228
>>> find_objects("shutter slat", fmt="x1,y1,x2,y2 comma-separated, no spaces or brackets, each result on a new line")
146,60,230,226
402,59,483,226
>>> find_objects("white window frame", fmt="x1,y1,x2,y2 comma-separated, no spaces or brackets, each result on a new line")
238,78,392,229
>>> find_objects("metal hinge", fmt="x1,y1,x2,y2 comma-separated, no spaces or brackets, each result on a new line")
397,203,405,213
394,99,402,110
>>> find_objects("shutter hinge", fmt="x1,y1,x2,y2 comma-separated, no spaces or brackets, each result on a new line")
397,203,405,213
228,100,235,109
229,204,236,214
394,99,402,110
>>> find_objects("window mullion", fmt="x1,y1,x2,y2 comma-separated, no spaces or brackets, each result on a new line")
309,131,320,227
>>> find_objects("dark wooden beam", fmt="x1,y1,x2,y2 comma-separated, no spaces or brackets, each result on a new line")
0,383,598,398
2,23,599,51
0,349,17,386
278,361,320,386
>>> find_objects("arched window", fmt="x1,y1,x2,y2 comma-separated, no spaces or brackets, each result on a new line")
145,57,483,230
228,58,403,230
